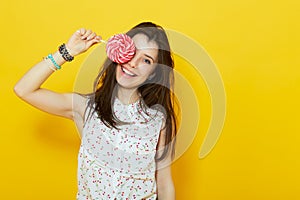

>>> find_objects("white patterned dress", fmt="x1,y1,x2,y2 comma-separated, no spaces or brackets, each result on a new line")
76,98,165,200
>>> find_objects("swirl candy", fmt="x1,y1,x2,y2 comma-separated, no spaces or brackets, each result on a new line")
105,34,136,64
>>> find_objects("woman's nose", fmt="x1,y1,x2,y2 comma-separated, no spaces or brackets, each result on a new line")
128,56,138,68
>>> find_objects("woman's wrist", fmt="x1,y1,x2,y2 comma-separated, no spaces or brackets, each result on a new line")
51,51,67,66
43,42,76,72
65,43,78,57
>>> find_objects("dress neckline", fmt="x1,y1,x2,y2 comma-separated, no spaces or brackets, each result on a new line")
115,96,141,107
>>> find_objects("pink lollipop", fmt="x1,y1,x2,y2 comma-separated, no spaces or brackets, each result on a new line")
102,34,136,64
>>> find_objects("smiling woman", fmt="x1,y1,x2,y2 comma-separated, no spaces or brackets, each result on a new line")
14,22,177,199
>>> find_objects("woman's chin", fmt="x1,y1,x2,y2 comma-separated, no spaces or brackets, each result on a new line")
116,81,138,90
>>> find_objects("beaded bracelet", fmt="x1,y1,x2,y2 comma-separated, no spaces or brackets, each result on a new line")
48,65,57,72
43,57,55,71
59,43,74,62
47,54,61,70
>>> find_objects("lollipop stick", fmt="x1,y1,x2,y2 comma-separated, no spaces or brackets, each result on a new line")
100,39,107,44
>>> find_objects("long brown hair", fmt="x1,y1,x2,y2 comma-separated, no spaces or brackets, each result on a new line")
86,22,177,161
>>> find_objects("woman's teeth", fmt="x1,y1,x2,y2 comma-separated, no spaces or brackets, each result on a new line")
122,66,136,77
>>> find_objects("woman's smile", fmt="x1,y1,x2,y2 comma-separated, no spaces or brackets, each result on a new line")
120,65,137,77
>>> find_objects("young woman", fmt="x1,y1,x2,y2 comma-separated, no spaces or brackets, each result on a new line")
14,22,177,199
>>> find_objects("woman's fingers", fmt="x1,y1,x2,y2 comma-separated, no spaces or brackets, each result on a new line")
95,35,102,41
86,36,102,48
87,32,96,40
81,29,92,40
77,28,86,36
75,28,100,41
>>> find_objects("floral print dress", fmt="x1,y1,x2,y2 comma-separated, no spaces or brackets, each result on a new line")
76,98,165,200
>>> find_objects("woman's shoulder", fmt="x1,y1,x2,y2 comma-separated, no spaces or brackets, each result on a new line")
73,92,89,104
72,93,91,117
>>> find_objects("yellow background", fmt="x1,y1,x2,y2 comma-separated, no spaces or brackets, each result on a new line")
1,0,299,199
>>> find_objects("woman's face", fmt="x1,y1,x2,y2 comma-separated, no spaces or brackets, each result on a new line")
116,34,158,90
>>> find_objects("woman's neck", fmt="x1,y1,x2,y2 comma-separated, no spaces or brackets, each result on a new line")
117,86,140,105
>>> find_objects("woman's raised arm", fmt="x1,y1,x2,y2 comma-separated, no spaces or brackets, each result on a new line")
14,28,101,121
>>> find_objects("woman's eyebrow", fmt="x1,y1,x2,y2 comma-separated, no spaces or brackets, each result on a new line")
144,54,155,62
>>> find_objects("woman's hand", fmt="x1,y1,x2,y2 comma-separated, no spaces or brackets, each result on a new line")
66,28,102,57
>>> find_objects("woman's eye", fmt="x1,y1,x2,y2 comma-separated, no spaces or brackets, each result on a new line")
144,59,151,65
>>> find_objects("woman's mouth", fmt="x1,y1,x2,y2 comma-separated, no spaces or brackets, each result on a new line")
121,65,137,77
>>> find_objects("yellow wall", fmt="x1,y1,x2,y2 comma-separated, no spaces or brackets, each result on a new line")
1,0,299,199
